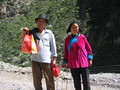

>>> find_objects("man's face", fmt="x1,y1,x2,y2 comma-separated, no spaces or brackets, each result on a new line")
36,19,46,30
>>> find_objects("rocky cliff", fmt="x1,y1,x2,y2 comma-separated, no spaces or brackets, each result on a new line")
0,0,37,19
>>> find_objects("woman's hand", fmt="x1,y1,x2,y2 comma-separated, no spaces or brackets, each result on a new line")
61,63,68,68
89,60,93,66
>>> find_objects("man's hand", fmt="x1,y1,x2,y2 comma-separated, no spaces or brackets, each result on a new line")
21,27,29,34
51,56,57,67
21,27,29,31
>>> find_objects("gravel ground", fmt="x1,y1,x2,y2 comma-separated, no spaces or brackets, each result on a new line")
0,61,120,90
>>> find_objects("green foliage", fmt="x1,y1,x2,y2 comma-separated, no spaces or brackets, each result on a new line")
1,0,120,67
0,0,81,67
0,0,4,6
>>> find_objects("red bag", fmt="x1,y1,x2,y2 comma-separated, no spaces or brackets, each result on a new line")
52,64,60,77
20,31,38,54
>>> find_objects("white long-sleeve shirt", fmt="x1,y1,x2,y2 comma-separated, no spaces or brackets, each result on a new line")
31,28,57,63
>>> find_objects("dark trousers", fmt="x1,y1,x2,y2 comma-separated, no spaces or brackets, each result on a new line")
71,68,90,90
32,61,55,90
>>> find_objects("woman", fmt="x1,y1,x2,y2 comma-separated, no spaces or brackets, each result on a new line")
61,21,93,90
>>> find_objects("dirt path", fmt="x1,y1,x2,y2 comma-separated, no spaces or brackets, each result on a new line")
0,61,120,90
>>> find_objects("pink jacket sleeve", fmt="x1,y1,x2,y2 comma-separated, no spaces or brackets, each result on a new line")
83,35,92,54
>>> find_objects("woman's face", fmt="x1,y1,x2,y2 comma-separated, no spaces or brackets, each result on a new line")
71,23,79,35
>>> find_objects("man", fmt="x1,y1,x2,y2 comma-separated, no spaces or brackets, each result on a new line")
24,14,57,90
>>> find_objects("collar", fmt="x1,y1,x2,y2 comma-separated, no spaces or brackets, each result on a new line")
71,33,80,38
35,28,49,33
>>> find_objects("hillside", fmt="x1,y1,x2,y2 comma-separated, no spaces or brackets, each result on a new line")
0,0,120,69
0,0,79,67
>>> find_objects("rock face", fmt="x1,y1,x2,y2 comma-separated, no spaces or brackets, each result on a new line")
0,0,37,19
0,1,7,19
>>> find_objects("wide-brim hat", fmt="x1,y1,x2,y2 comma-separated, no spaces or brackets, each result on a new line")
35,14,48,23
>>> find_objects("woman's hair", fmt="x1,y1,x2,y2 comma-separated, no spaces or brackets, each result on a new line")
66,21,81,33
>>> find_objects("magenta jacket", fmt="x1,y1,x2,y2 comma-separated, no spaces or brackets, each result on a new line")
63,34,93,68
